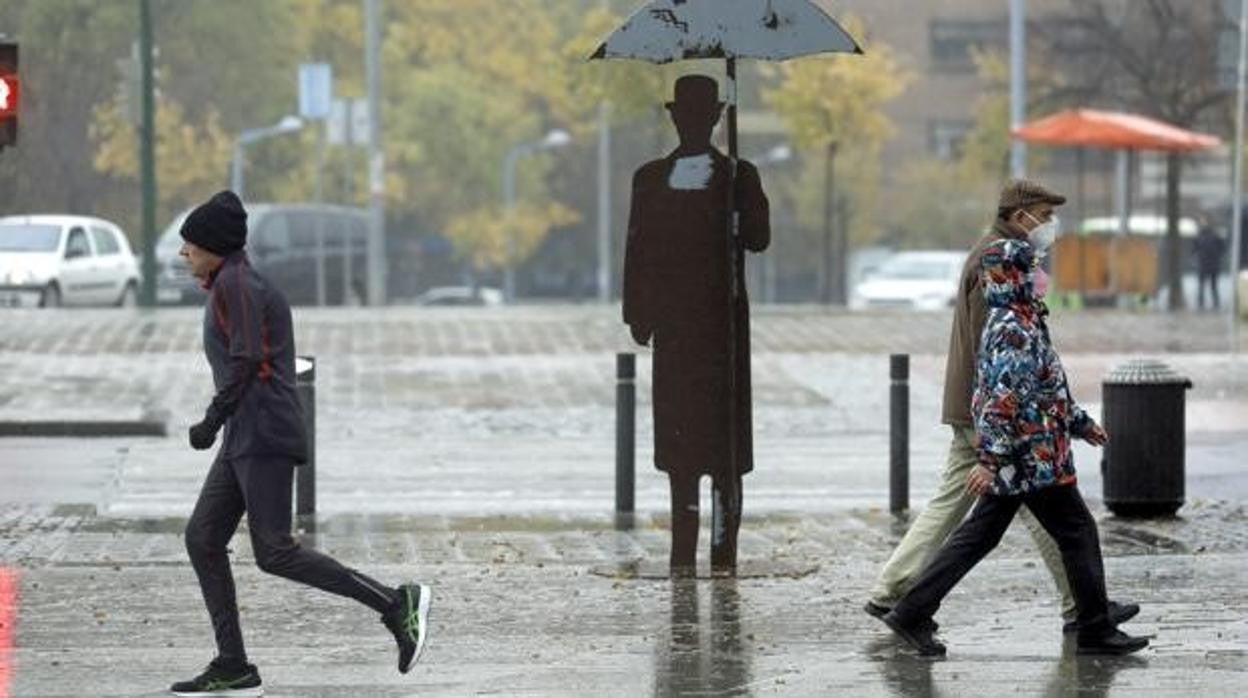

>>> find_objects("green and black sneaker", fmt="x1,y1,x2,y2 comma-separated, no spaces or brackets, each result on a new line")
382,582,432,673
169,659,263,697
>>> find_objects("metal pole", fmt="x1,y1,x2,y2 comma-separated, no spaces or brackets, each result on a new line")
343,103,356,303
1115,150,1130,236
296,356,317,530
889,354,910,514
231,142,244,199
138,0,157,308
315,121,327,307
615,352,635,530
822,142,836,304
1009,0,1027,179
597,101,612,303
765,231,777,303
1165,152,1184,311
717,56,742,574
503,146,522,303
364,0,386,307
836,194,849,305
1230,0,1247,353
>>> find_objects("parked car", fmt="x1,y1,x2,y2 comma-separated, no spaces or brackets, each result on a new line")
850,250,965,311
413,285,504,307
155,203,369,306
0,214,140,308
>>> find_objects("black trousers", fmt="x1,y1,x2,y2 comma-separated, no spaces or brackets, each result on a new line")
668,472,742,571
1198,270,1221,310
185,454,398,664
891,484,1111,638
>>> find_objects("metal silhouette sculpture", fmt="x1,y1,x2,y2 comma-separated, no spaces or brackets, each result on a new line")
593,0,862,577
624,75,769,575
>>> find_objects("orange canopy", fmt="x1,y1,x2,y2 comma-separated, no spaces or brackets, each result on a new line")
1011,109,1221,152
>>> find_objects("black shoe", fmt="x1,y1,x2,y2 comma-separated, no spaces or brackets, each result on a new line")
865,601,939,633
1076,628,1150,656
880,611,947,658
169,659,263,696
1063,600,1141,634
382,582,432,674
864,600,891,619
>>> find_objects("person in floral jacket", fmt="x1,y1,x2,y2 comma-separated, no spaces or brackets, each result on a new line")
974,239,1094,495
878,237,1150,658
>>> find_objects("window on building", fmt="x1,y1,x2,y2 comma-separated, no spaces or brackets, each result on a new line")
930,19,1005,73
928,120,973,160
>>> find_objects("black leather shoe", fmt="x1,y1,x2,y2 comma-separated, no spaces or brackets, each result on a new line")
1076,628,1150,655
864,600,891,619
866,601,939,633
880,611,947,658
1063,600,1141,633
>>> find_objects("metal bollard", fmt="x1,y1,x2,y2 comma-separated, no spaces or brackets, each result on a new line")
615,353,636,530
295,356,316,531
890,354,909,514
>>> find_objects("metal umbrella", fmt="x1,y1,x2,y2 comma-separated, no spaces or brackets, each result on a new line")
590,0,862,566
591,0,861,160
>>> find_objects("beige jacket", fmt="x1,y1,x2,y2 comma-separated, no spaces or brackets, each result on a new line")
941,220,1026,426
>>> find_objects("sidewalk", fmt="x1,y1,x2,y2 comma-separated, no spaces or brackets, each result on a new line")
1,307,1246,517
1,307,1246,695
1,506,1245,696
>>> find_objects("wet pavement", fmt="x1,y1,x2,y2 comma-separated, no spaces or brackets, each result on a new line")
1,508,1246,696
1,306,1246,695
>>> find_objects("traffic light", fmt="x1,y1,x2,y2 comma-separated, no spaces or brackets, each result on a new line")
0,40,17,149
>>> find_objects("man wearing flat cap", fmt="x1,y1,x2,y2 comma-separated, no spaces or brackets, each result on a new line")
863,179,1138,646
623,75,770,575
169,191,431,696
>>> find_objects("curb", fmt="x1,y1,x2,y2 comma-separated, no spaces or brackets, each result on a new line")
0,419,167,438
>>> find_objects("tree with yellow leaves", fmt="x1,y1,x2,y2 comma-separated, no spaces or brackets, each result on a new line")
760,16,908,303
90,92,233,240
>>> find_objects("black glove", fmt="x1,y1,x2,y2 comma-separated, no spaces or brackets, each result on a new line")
188,421,218,451
629,324,653,347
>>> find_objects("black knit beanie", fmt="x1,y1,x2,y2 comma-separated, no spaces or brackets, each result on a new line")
179,190,248,256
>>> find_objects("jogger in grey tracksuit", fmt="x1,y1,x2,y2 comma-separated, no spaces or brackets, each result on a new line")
169,191,430,697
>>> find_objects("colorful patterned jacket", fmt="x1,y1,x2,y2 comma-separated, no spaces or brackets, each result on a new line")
972,239,1096,496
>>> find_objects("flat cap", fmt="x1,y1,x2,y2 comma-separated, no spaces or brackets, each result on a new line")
998,179,1066,211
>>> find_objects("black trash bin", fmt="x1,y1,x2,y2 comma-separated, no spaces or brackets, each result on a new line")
1101,359,1192,517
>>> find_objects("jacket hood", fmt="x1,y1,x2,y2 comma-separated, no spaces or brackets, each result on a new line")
981,238,1037,310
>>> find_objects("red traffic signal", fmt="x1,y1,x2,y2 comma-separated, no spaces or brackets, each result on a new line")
0,73,18,119
0,41,16,148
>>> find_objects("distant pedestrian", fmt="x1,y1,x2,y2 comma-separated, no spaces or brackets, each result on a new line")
1194,215,1226,310
864,180,1137,637
169,191,430,697
877,232,1150,658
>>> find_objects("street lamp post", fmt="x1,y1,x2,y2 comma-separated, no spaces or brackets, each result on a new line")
1009,0,1027,179
751,144,792,304
230,115,304,200
502,129,571,303
1231,0,1247,353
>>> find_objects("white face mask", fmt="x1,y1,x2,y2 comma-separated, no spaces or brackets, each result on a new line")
1023,211,1060,252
